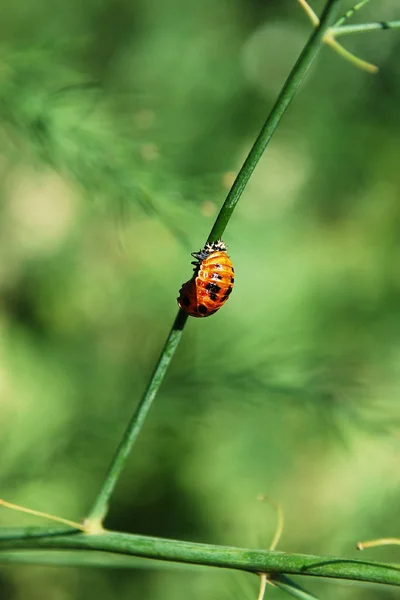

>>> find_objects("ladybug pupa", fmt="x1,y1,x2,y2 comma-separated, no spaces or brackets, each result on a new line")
177,240,234,318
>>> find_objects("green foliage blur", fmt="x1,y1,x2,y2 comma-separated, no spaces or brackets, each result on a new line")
0,0,399,598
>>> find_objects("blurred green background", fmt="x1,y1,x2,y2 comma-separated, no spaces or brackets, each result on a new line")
0,0,399,598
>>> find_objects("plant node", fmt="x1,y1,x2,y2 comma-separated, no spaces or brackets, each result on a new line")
297,0,378,73
255,495,285,600
82,517,106,535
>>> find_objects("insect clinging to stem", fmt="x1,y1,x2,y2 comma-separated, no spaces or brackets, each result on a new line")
177,240,234,318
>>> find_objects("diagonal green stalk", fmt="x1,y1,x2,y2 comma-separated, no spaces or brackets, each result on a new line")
207,0,342,242
259,573,319,600
87,310,188,523
273,575,320,599
333,20,400,36
0,527,399,588
86,0,343,525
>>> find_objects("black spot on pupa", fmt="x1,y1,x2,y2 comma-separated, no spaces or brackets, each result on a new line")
230,277,235,284
182,296,191,307
212,273,223,281
209,293,217,301
206,282,221,294
198,304,208,315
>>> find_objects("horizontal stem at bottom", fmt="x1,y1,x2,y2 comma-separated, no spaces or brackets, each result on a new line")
0,527,398,588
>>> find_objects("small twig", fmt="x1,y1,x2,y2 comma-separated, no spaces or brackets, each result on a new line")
257,495,284,551
255,497,318,598
324,30,378,73
358,538,400,551
297,0,319,26
0,499,85,532
256,495,283,600
334,0,372,28
334,20,400,37
257,573,269,600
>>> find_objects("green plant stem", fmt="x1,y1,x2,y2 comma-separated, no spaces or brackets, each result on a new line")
333,20,400,37
0,527,399,588
85,0,343,525
87,310,188,522
334,0,372,28
207,0,342,243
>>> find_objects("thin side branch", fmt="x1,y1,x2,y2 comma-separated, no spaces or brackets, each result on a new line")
334,20,400,37
0,499,84,532
297,0,319,26
273,575,320,599
358,538,400,551
324,30,378,72
334,0,372,28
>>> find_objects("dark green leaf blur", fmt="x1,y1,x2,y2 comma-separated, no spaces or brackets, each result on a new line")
0,0,399,598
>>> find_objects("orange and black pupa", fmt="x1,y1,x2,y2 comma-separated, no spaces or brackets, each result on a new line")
177,240,234,317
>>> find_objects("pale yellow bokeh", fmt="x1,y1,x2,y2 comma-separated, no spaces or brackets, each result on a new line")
5,168,78,256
